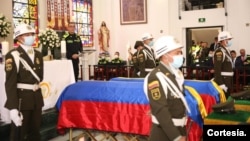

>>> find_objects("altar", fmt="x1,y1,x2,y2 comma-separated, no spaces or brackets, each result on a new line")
0,60,75,123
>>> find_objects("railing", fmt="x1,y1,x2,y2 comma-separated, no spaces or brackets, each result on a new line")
89,65,134,81
182,65,250,92
87,65,250,92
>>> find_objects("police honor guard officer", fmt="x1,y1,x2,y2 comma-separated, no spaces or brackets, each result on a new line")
144,36,190,141
213,31,234,99
63,23,83,82
138,33,156,77
132,41,144,77
5,24,44,141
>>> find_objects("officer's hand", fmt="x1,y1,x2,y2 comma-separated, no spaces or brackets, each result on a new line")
10,109,23,126
178,136,186,141
219,84,228,92
72,54,79,59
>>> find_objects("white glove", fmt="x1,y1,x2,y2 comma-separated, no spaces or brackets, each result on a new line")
10,109,23,126
219,84,228,92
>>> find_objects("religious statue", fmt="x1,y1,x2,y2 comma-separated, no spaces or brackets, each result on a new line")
98,21,110,52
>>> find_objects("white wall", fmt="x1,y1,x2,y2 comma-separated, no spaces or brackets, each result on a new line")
92,0,169,62
93,0,250,64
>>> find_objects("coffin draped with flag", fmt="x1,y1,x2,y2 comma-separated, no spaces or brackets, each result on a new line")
56,78,224,140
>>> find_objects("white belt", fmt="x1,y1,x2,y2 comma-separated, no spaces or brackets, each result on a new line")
17,83,40,91
145,68,153,72
152,115,187,127
221,72,234,76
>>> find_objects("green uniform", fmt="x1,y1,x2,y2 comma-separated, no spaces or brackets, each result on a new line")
132,51,140,77
63,31,83,82
110,58,123,64
5,46,44,141
145,63,187,141
213,46,233,98
138,45,156,77
98,58,109,65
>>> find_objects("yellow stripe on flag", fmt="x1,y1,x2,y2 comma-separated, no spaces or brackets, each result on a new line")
210,80,226,103
185,86,208,119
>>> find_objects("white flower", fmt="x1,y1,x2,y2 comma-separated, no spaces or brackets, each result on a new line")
0,13,11,38
38,28,60,49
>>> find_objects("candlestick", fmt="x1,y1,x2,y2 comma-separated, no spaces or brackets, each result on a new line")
61,40,66,53
1,41,9,55
61,40,66,59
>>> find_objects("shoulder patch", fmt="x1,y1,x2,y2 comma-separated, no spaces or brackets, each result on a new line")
5,58,13,64
215,51,223,61
5,63,12,71
216,52,222,56
150,88,161,100
148,81,159,90
138,54,144,57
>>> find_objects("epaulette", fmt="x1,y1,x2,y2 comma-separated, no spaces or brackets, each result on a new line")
62,31,69,38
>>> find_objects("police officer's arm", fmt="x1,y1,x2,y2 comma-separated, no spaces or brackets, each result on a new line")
147,75,183,140
138,50,146,77
213,50,224,85
4,52,19,110
36,51,44,82
78,35,83,53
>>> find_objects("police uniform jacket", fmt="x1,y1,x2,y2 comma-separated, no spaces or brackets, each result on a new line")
63,32,83,61
132,51,139,77
138,45,156,77
146,62,186,140
5,46,44,110
110,58,123,64
98,58,109,65
213,46,233,86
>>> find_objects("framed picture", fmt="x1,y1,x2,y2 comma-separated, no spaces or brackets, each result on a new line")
120,0,147,25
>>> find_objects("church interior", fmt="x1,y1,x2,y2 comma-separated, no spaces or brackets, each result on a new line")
1,0,250,141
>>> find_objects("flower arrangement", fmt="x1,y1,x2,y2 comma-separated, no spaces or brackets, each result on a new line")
0,13,11,39
38,28,60,49
38,28,60,56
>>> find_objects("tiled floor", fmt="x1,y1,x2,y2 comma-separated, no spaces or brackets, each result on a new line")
48,130,135,141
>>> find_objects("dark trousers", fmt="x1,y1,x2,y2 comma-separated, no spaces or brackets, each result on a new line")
149,124,186,141
10,109,42,141
224,76,233,99
72,59,79,82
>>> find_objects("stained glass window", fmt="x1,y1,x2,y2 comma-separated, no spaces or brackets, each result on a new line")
72,0,93,47
46,0,93,47
13,0,39,46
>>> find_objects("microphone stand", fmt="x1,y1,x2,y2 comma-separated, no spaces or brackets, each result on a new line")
127,60,130,78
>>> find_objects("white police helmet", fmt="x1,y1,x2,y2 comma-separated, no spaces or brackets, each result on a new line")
141,33,153,41
154,36,183,59
218,31,233,42
14,24,35,39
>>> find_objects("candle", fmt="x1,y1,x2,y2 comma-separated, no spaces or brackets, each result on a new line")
60,40,66,53
1,41,9,55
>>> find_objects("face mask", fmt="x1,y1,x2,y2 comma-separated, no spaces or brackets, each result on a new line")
148,41,154,47
23,36,35,46
227,40,232,47
169,55,184,69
